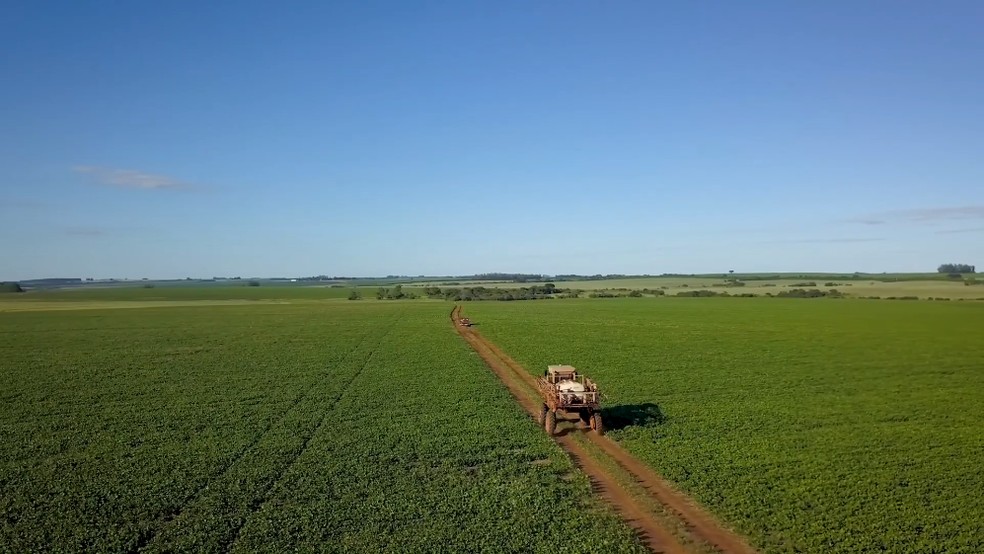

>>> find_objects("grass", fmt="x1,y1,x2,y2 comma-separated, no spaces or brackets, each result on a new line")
464,298,984,553
0,301,645,553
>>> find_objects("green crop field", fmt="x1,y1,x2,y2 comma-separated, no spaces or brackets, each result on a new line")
5,288,982,553
10,283,360,302
0,285,379,313
464,298,984,553
0,299,645,553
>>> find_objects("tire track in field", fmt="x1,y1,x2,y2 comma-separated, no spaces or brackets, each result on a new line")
450,307,684,554
219,309,405,553
451,306,757,554
131,316,394,554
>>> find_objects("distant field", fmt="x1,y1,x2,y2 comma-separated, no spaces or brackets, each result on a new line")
465,298,984,553
0,286,358,313
7,284,358,302
12,275,983,302
422,276,984,300
0,301,644,552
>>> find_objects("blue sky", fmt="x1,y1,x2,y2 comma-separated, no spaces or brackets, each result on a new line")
2,1,983,279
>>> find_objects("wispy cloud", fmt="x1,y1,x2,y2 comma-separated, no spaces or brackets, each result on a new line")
73,166,194,190
62,225,150,238
802,238,885,243
935,226,984,235
762,237,885,244
3,199,48,212
846,205,984,226
895,206,984,222
63,226,112,237
845,217,887,226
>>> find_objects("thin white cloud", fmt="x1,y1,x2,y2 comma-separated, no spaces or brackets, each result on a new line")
73,166,193,190
62,225,150,238
63,226,111,237
763,238,885,244
936,226,984,235
896,206,984,222
4,199,47,210
846,205,984,226
845,217,887,226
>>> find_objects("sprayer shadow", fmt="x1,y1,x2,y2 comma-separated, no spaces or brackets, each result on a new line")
602,403,666,431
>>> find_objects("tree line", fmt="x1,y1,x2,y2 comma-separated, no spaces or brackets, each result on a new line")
421,284,573,301
938,263,975,274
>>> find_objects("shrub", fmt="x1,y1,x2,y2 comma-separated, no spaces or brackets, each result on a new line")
0,282,24,293
588,291,619,298
246,280,261,287
777,288,830,298
675,290,720,297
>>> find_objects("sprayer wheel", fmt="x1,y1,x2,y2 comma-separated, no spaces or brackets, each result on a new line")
591,413,604,435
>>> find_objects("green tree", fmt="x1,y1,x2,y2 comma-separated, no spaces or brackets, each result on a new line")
0,282,25,293
938,263,975,274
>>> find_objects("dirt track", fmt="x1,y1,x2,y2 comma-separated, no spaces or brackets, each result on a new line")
451,306,756,554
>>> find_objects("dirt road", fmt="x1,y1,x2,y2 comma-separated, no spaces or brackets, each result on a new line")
451,306,756,554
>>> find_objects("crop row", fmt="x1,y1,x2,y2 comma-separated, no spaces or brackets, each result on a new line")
465,297,984,553
229,307,646,552
0,301,646,552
